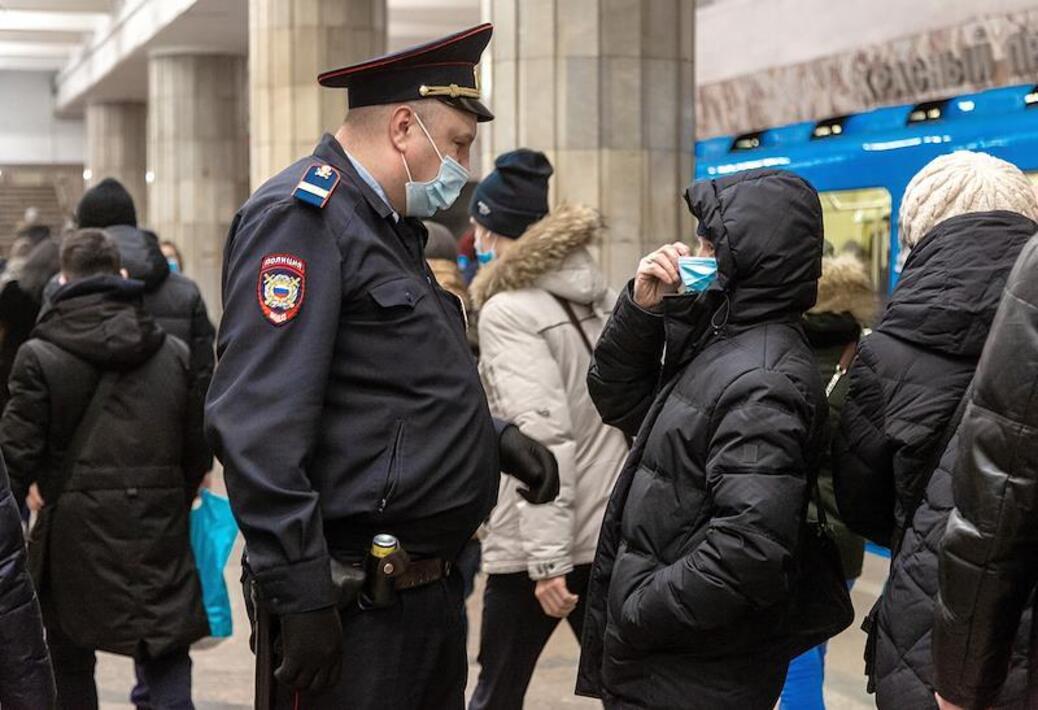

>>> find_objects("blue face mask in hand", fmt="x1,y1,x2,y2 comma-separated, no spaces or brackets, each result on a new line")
678,256,718,293
400,112,470,218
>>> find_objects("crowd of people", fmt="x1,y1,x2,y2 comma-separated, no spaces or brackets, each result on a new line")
3,23,1038,710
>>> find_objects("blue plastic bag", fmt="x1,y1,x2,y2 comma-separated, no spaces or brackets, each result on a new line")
190,490,238,638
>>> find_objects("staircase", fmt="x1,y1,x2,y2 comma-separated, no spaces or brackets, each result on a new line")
0,183,66,254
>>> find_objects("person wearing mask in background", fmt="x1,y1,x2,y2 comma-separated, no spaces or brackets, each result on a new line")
161,239,184,274
576,169,826,709
0,449,56,710
423,220,473,318
466,150,628,710
833,151,1038,709
0,229,209,710
0,231,59,410
780,251,876,710
932,236,1038,710
206,26,560,708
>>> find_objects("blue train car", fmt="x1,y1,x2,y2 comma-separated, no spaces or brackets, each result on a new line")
694,84,1038,292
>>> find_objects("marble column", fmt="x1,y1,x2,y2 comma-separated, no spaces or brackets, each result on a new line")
249,0,387,188
85,101,148,224
482,0,695,287
147,52,248,313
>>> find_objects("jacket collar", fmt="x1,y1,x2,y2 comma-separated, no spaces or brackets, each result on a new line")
313,133,396,222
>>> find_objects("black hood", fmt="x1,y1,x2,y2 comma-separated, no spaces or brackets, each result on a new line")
106,224,171,292
34,275,165,370
685,169,823,325
803,311,860,350
881,211,1037,359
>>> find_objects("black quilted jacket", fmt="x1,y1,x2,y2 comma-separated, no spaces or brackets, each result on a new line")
576,169,826,709
0,453,55,709
834,211,1037,709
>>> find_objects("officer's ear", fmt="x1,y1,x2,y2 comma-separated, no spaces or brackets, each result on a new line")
388,105,416,153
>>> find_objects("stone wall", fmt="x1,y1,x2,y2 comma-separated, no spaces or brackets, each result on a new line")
697,7,1038,137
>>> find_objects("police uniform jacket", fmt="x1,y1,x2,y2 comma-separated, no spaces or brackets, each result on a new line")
205,134,500,615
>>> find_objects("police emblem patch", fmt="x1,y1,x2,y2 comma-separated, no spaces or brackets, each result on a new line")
257,253,306,326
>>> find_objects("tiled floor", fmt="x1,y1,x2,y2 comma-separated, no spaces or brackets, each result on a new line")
94,538,883,709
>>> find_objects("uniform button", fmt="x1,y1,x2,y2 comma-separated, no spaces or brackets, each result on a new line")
426,276,432,284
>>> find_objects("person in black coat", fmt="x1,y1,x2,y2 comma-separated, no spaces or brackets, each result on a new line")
42,178,216,469
0,229,209,710
576,169,826,710
933,234,1038,710
834,151,1038,709
0,234,60,409
0,452,55,710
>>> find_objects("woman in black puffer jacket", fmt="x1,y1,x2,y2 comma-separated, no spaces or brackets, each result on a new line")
576,169,827,709
933,234,1038,710
0,453,55,709
834,151,1038,709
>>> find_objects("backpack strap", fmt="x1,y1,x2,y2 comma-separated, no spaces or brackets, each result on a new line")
49,370,120,504
552,295,594,355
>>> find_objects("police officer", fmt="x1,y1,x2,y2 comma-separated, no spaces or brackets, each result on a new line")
205,23,560,710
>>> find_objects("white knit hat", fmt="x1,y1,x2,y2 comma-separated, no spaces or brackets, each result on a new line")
898,151,1038,250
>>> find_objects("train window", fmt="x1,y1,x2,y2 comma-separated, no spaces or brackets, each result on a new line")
1026,86,1038,107
819,188,891,290
730,131,763,152
812,116,850,140
907,99,949,124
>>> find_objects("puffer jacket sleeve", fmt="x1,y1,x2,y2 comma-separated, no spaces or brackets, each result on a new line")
833,339,897,546
621,369,811,640
933,237,1038,710
587,283,665,439
0,454,56,710
0,343,49,503
478,297,578,580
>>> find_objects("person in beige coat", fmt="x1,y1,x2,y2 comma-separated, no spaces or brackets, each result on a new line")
467,150,628,710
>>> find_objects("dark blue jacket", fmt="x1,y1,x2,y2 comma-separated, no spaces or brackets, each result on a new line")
206,134,500,615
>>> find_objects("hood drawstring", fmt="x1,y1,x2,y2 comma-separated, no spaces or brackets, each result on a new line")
711,293,731,334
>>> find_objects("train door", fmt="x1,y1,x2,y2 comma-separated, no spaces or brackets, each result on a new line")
818,187,893,294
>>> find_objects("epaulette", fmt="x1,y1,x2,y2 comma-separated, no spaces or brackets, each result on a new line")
293,163,341,208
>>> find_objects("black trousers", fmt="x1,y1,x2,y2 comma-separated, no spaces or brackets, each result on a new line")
469,564,591,710
45,618,193,710
267,569,468,710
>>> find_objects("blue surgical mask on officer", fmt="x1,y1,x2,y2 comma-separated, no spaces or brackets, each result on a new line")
167,258,181,274
678,256,718,293
400,112,469,218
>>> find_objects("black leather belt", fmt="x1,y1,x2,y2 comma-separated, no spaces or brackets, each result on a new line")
394,557,451,591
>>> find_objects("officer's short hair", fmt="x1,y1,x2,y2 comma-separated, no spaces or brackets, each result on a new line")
60,228,121,281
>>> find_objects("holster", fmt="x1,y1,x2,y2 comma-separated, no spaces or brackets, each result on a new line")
330,557,367,610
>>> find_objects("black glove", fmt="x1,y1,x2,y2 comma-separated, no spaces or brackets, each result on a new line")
498,425,560,504
275,606,343,693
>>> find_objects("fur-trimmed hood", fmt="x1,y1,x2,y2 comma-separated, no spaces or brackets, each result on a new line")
470,204,606,308
809,253,877,327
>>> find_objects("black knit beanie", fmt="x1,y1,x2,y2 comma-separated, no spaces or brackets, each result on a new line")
469,149,553,238
76,177,137,229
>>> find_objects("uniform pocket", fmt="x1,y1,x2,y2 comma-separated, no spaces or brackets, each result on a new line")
377,421,406,514
369,278,425,310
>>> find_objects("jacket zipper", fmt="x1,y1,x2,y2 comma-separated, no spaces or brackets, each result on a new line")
377,421,405,514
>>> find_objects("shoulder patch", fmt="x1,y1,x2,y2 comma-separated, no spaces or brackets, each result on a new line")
293,163,341,208
257,253,306,326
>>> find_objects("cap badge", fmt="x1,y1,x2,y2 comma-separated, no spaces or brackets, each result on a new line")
477,201,491,216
